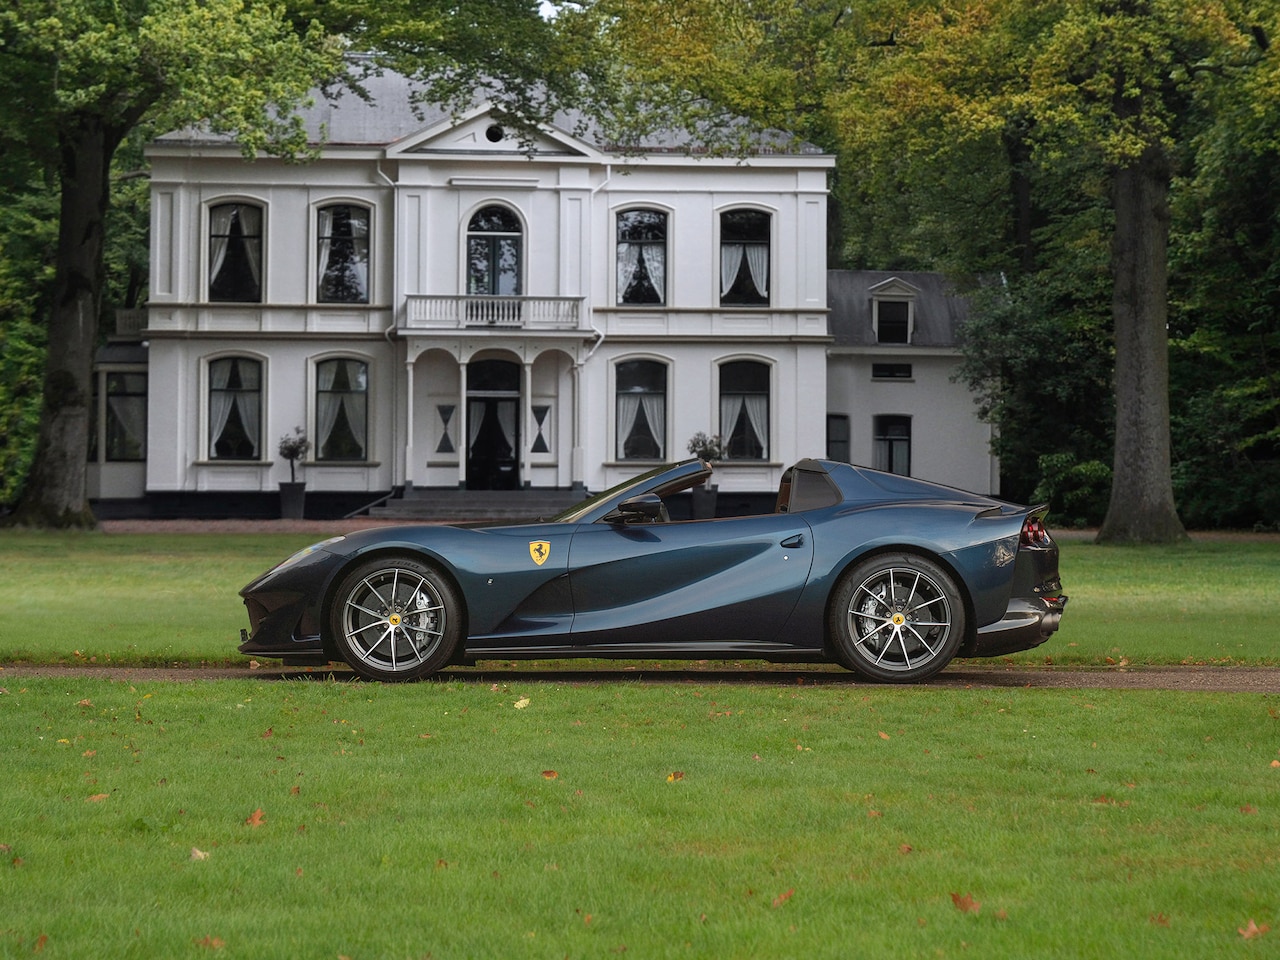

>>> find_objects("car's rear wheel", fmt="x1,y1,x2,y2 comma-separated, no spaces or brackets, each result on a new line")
329,556,462,681
829,552,966,683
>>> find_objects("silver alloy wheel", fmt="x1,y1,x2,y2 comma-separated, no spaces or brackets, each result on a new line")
847,565,953,673
338,564,448,675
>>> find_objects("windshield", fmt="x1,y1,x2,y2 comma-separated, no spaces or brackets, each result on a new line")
548,460,704,524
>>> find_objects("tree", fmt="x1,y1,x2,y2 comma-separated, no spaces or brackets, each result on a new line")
587,0,1277,541
0,1,342,526
1,0,596,527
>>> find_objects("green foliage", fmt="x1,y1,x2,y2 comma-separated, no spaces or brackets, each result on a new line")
1031,453,1111,528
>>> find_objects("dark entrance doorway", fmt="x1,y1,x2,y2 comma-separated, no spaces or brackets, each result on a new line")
467,359,520,490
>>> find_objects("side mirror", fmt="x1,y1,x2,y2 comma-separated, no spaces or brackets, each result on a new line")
610,493,666,523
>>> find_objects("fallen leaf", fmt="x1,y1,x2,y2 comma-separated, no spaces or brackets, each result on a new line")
899,844,913,855
33,934,47,953
82,749,96,757
950,892,981,914
868,810,883,818
878,731,891,740
1149,913,1170,927
249,660,260,669
194,935,225,949
1240,805,1258,814
542,770,558,780
666,771,685,782
261,727,273,739
76,699,92,707
245,808,266,828
1270,760,1279,768
772,888,795,908
1239,919,1270,940
86,793,109,803
190,847,210,861
513,697,530,709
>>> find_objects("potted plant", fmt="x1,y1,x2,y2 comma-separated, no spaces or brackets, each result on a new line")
278,427,311,519
686,433,723,519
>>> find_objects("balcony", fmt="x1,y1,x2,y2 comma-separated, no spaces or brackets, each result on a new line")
404,295,585,331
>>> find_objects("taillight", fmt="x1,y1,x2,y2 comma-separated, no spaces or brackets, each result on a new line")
1020,515,1051,547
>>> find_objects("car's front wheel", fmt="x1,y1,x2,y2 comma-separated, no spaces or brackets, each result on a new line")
829,553,966,683
328,556,462,681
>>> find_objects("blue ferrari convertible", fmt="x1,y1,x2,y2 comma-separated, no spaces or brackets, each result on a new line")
239,458,1067,682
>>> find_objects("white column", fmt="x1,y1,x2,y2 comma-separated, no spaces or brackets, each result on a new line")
404,358,415,489
457,360,468,488
522,359,534,488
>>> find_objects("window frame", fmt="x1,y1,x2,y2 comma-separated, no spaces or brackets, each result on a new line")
315,201,372,304
88,366,148,464
717,357,772,461
464,202,524,297
615,206,670,306
873,298,913,344
873,414,912,476
311,354,372,462
717,207,773,307
613,356,670,462
202,352,268,462
206,199,266,303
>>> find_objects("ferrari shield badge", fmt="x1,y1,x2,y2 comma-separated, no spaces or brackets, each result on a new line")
529,540,551,566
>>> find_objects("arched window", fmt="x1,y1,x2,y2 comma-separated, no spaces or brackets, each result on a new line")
208,203,263,302
208,357,262,459
616,360,667,460
317,205,370,303
316,358,369,460
720,360,769,460
617,209,667,305
719,209,769,306
467,205,522,296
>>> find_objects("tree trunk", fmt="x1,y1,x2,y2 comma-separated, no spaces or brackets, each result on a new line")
7,114,118,527
1096,147,1187,544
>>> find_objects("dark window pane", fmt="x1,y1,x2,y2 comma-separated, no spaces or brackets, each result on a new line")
873,415,911,475
209,204,262,302
616,359,667,460
871,363,913,379
877,301,910,343
469,206,522,233
826,414,850,463
318,205,370,303
720,361,769,460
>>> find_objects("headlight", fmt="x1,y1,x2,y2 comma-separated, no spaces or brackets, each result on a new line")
272,536,346,573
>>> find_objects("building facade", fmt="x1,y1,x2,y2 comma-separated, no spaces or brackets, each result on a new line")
88,73,996,518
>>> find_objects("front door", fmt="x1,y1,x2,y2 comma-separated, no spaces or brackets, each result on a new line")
467,359,520,490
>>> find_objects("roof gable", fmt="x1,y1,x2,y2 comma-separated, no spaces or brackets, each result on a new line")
387,105,596,159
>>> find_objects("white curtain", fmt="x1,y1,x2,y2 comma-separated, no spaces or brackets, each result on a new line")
239,383,260,457
744,244,769,297
645,244,665,301
640,394,665,457
239,205,262,287
208,206,235,292
344,388,367,456
316,360,341,456
616,394,641,459
720,395,740,446
617,243,642,302
106,395,146,457
496,401,516,455
720,244,743,297
207,360,234,458
316,207,333,297
744,394,768,458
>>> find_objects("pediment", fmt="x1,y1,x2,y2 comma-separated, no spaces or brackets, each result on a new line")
867,277,922,298
388,105,596,159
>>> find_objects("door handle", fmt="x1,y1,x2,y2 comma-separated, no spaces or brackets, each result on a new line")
780,534,805,548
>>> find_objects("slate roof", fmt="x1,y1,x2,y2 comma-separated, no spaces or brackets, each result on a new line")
156,64,827,156
827,270,971,348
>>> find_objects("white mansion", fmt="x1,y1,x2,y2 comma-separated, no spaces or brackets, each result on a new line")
88,72,996,519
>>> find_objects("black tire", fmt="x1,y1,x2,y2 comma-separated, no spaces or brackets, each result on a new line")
828,552,966,683
328,555,462,681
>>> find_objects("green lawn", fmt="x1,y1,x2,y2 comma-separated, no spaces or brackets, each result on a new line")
2,677,1278,958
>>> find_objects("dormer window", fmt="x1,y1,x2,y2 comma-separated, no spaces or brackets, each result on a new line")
869,277,921,344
